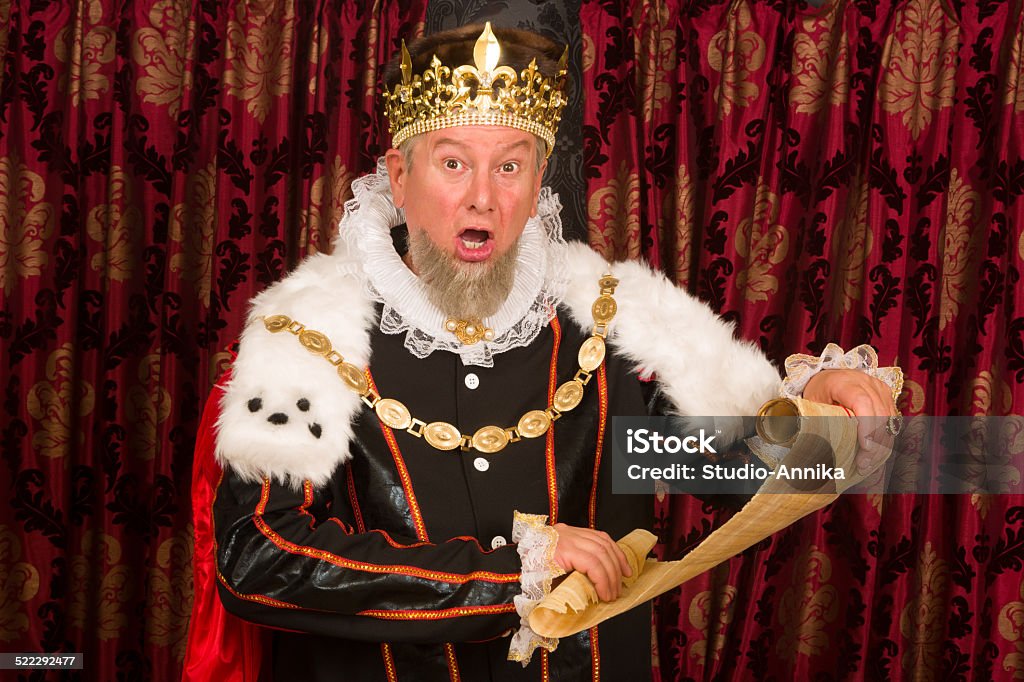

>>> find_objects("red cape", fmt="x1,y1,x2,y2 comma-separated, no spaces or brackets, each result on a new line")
181,375,267,681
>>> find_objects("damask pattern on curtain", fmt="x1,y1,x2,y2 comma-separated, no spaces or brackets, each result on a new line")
4,0,1024,680
0,1,425,679
581,0,1024,679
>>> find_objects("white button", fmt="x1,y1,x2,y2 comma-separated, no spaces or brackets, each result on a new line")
491,535,507,549
473,457,489,472
464,373,480,390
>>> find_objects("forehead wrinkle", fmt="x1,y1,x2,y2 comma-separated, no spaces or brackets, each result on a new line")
495,139,533,155
430,135,534,157
431,136,470,151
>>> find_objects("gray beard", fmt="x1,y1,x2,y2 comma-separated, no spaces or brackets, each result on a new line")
407,229,520,321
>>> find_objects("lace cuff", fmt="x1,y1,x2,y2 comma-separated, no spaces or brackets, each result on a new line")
507,511,565,666
780,343,904,404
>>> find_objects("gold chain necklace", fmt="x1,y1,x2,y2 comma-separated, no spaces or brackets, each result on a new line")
262,274,619,454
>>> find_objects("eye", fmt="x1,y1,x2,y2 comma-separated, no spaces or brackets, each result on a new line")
247,398,263,413
499,161,520,173
444,158,462,170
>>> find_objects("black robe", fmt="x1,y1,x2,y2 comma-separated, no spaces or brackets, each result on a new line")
214,306,656,681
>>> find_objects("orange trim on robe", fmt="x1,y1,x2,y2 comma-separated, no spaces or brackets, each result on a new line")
357,603,518,620
545,316,562,522
367,370,431,543
588,364,608,679
588,365,608,528
444,643,462,682
381,643,398,682
216,570,301,611
354,377,474,680
250,481,518,584
345,465,367,533
296,480,316,529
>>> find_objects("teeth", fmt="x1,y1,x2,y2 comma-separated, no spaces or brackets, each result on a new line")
460,237,486,250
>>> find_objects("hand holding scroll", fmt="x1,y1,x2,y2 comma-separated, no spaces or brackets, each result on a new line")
550,524,633,601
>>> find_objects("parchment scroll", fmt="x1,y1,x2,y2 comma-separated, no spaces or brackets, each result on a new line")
528,397,890,638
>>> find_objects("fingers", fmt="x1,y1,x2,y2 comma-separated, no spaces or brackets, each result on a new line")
592,528,633,577
804,370,898,473
856,419,893,473
843,380,896,474
552,525,631,602
591,541,621,601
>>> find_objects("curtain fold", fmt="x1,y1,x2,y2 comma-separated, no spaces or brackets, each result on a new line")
0,1,425,679
580,0,1024,678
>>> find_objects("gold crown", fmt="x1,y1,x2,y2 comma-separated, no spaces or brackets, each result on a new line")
383,23,568,156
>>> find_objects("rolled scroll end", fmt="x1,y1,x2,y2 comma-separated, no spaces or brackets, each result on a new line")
755,397,801,445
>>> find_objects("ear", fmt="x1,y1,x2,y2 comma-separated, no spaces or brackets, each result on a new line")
384,149,407,208
530,158,548,218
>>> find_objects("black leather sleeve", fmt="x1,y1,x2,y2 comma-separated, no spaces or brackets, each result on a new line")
214,469,523,643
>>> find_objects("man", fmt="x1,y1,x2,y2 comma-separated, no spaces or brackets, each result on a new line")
183,23,900,682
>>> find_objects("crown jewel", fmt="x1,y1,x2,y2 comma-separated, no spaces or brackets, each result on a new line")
384,23,568,156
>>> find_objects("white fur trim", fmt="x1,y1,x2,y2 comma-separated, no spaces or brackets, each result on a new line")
216,243,376,488
217,238,782,484
560,242,782,443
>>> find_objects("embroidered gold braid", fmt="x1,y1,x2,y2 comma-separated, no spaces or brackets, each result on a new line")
262,274,619,454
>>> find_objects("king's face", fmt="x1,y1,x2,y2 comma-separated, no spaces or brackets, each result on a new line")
386,126,546,271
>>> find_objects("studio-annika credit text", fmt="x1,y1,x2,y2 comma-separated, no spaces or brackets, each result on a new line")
623,428,846,482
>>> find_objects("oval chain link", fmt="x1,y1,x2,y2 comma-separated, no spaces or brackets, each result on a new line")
262,274,619,453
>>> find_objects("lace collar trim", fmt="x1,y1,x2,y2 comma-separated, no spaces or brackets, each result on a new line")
332,159,569,367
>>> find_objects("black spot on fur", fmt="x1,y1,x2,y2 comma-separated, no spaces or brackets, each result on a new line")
248,397,263,412
297,398,310,412
309,423,322,439
268,412,288,425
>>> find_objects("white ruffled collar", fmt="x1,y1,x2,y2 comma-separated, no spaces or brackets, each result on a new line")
332,159,569,367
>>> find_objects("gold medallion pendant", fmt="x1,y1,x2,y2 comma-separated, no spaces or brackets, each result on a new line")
472,426,510,454
264,315,291,332
424,422,462,451
376,399,412,430
337,363,369,394
518,410,551,439
264,272,619,453
553,380,585,412
578,337,606,372
591,295,616,324
299,330,332,355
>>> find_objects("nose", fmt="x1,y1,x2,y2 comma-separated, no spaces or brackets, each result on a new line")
267,413,288,425
467,168,495,213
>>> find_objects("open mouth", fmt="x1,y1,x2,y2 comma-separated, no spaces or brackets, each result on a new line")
459,228,492,251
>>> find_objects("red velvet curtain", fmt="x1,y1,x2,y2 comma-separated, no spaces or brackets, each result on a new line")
580,0,1024,678
4,0,1024,680
0,1,424,679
